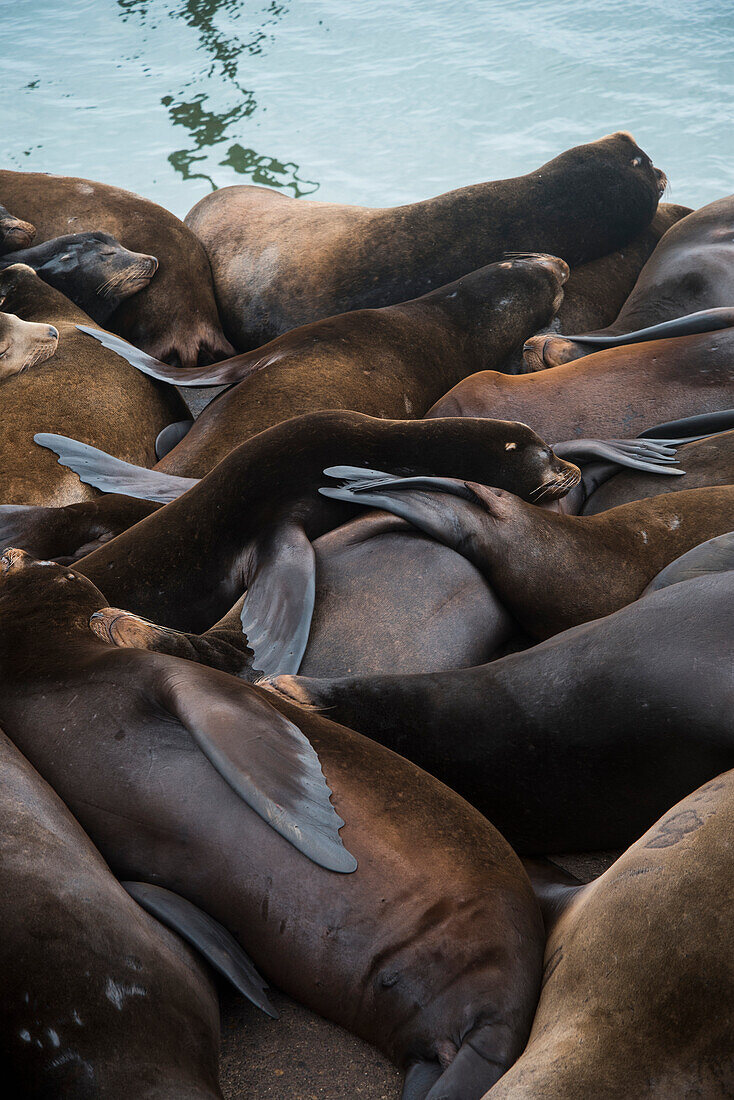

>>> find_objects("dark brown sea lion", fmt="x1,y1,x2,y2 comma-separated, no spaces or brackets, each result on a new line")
184,132,665,350
0,549,546,1100
524,193,734,370
319,474,734,638
32,412,580,674
269,571,734,854
0,727,269,1099
0,170,233,365
504,203,690,374
427,326,734,438
0,309,58,381
488,769,734,1098
77,253,570,472
0,232,158,325
0,203,35,252
0,264,187,505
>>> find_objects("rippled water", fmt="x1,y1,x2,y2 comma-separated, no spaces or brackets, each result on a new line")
2,0,733,219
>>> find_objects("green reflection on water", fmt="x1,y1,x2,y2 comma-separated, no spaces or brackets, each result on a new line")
118,0,319,197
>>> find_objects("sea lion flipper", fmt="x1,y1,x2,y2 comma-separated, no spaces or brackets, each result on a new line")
639,408,734,443
34,433,199,502
240,522,316,677
77,323,243,386
553,437,684,475
642,531,734,595
122,881,278,1018
401,1061,443,1099
155,419,194,460
153,659,357,873
324,467,480,500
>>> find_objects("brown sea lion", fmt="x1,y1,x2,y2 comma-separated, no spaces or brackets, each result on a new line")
0,549,546,1100
0,170,233,365
31,412,580,676
0,264,187,505
0,726,276,1099
0,203,35,252
319,473,734,638
76,252,570,472
427,326,734,438
487,768,734,1098
508,202,690,373
524,193,734,370
0,310,58,381
0,231,159,325
184,132,664,350
269,571,734,854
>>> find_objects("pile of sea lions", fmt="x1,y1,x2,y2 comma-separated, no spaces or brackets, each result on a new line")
0,130,731,1099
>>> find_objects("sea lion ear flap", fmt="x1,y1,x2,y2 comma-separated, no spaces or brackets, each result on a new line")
642,531,734,596
150,659,356,873
122,881,278,1018
239,520,316,677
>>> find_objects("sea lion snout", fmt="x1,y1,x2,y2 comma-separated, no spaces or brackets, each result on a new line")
1,546,35,572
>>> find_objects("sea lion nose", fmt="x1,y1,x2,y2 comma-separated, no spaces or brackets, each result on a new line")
48,326,59,340
0,547,33,572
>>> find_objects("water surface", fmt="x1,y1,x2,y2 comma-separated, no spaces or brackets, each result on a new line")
2,0,732,217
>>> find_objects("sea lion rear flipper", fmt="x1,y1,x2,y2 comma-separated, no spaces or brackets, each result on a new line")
401,1062,443,1099
552,437,684,475
156,419,194,459
34,433,199,502
323,466,480,499
642,531,734,595
122,881,278,1017
564,306,734,348
639,408,734,444
77,323,245,386
151,658,356,873
240,522,316,676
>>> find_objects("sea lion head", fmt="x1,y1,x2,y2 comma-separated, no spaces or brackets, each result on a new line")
31,232,159,323
595,130,667,197
0,204,36,252
481,421,582,503
0,310,58,380
0,548,107,630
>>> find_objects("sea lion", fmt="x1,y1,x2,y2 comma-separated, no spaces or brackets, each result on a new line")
76,253,570,472
31,412,580,674
318,473,734,638
487,768,734,1098
0,231,159,325
524,193,734,369
0,549,547,1100
0,264,187,505
0,310,58,381
0,170,233,365
269,571,734,854
427,326,734,438
0,203,35,252
184,132,665,350
0,727,274,1099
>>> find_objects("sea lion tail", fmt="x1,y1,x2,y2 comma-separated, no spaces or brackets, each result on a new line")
122,882,278,1017
34,433,199,502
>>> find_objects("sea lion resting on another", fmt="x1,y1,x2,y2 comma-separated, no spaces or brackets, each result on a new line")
0,264,187,505
268,568,734,854
0,549,547,1100
524,193,734,370
184,132,665,350
0,231,159,325
0,169,233,365
489,765,734,1098
77,252,570,472
0,726,279,1099
0,309,58,381
0,203,35,252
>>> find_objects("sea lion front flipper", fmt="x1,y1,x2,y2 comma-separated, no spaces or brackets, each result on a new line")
564,306,734,348
324,466,480,500
155,419,194,460
642,531,734,595
77,324,246,386
240,521,316,677
639,408,734,444
122,881,278,1017
34,433,199,502
151,657,357,873
401,1062,443,1099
